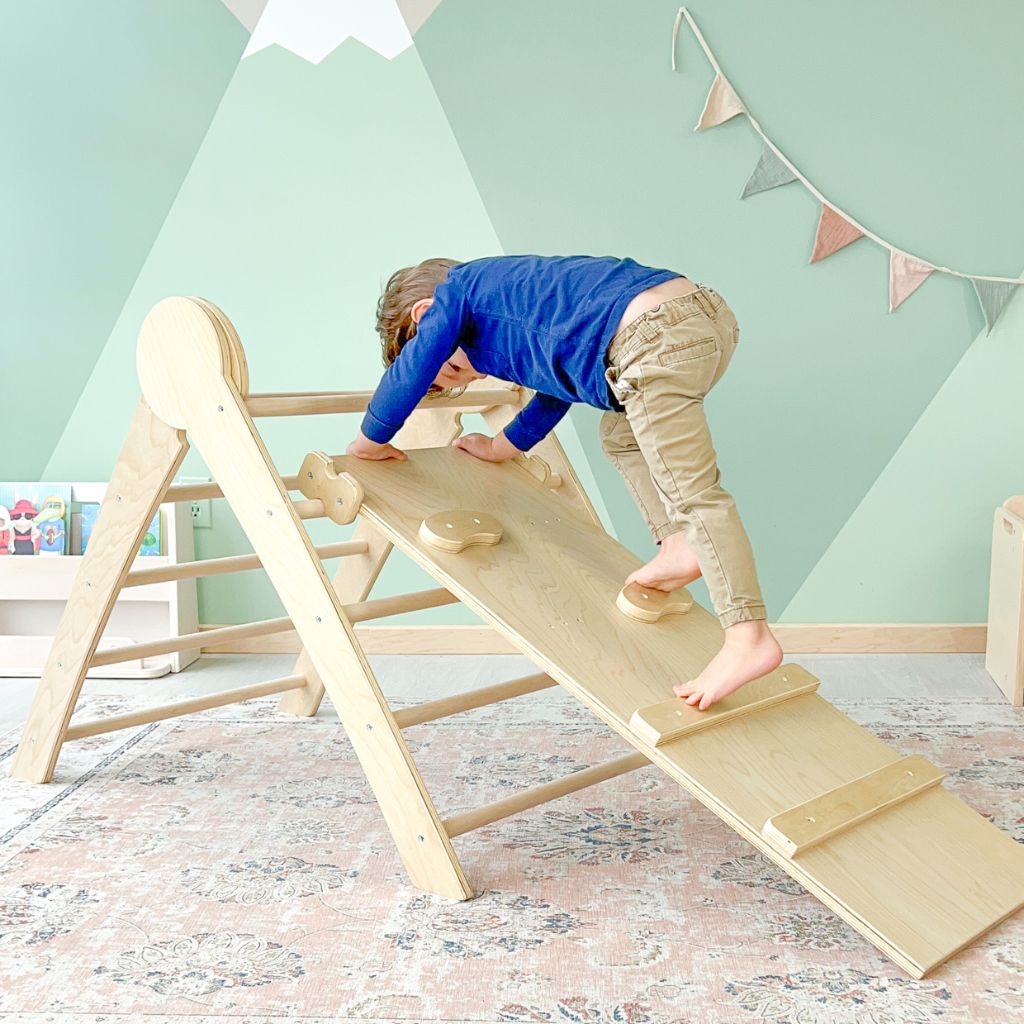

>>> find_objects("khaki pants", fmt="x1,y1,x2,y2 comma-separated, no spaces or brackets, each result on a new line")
600,284,766,628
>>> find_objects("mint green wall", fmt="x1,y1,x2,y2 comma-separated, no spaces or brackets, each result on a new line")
24,1,1024,625
0,0,246,480
413,0,1024,622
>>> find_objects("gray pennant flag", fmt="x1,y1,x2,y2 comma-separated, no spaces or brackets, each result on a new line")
741,142,799,199
972,278,1020,335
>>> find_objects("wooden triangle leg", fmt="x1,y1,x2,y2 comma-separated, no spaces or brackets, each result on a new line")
11,399,189,783
278,518,392,717
137,297,472,900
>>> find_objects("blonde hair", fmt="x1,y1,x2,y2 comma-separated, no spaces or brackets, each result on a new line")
376,258,461,393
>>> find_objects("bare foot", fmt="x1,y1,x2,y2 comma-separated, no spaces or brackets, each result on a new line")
625,531,702,592
673,620,783,711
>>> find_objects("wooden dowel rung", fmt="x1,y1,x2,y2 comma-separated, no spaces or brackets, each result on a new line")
64,675,307,740
90,589,455,666
156,491,329,521
345,587,459,624
165,473,304,503
90,616,294,666
293,498,325,519
124,540,369,587
245,388,520,418
444,752,650,838
394,671,556,729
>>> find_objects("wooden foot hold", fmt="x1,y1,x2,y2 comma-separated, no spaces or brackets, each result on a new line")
762,754,945,858
419,510,503,553
616,581,693,622
297,451,363,525
629,664,820,747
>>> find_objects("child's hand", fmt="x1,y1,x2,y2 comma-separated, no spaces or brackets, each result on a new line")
453,432,520,462
346,435,408,461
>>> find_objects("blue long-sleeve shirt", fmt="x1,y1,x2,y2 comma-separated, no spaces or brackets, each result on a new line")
361,254,682,451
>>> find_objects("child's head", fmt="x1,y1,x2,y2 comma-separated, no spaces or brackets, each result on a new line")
376,258,461,391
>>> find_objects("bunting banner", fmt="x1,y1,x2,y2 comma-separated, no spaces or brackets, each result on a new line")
810,205,864,264
972,279,1019,336
890,252,935,312
741,142,798,199
671,7,1023,336
696,74,744,130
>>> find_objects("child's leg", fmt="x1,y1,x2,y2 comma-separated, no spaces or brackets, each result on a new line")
598,410,701,588
605,287,781,705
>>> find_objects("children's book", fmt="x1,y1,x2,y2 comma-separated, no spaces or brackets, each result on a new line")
78,504,163,557
0,483,73,556
138,510,163,556
79,503,101,556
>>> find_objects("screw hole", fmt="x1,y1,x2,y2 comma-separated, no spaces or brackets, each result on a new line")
806,816,816,823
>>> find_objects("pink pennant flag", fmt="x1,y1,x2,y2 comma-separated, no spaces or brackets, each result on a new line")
809,204,864,263
889,251,935,311
696,74,745,130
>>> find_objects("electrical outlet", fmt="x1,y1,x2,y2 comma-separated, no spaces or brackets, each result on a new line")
181,476,213,529
190,499,212,528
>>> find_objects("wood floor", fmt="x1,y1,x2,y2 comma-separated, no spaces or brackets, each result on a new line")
0,651,1007,737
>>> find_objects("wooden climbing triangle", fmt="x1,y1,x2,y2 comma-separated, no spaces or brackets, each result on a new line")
12,296,1024,980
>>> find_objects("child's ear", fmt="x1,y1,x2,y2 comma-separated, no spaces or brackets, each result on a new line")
410,297,433,324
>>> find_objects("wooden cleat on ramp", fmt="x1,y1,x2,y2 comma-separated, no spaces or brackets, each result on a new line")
616,581,693,622
419,510,503,553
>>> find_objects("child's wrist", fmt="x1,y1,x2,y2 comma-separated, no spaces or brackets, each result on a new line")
493,431,521,460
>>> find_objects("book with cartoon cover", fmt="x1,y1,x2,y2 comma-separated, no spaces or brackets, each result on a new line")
0,484,73,556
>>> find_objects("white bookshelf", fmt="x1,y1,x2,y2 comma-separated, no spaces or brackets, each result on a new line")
0,483,198,678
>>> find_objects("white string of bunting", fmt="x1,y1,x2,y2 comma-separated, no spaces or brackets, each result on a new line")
670,7,1022,335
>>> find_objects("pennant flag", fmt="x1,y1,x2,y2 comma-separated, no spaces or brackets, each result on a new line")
741,142,798,199
889,251,935,311
696,74,744,130
809,204,864,264
972,278,1020,335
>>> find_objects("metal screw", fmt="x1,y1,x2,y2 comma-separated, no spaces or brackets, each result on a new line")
217,404,224,412
417,835,425,843
266,509,273,516
315,615,322,623
366,723,373,731
307,471,313,479
115,495,122,503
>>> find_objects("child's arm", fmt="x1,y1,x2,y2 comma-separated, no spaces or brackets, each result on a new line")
352,280,469,458
454,392,571,462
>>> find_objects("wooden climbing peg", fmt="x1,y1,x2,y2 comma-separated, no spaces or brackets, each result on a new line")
297,451,364,525
616,581,693,623
419,510,503,553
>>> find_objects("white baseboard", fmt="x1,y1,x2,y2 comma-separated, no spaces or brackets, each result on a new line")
199,623,987,656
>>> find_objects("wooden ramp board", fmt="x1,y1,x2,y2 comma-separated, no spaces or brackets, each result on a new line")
336,447,1024,978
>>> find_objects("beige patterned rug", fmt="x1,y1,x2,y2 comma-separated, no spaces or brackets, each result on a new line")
1,687,1022,1023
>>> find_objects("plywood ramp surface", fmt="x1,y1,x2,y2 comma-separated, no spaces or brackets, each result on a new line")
338,447,1024,978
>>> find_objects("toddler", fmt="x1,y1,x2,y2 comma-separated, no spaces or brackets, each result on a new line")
348,255,783,709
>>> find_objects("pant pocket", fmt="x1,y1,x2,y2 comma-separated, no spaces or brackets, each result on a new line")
604,361,640,403
656,336,718,366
